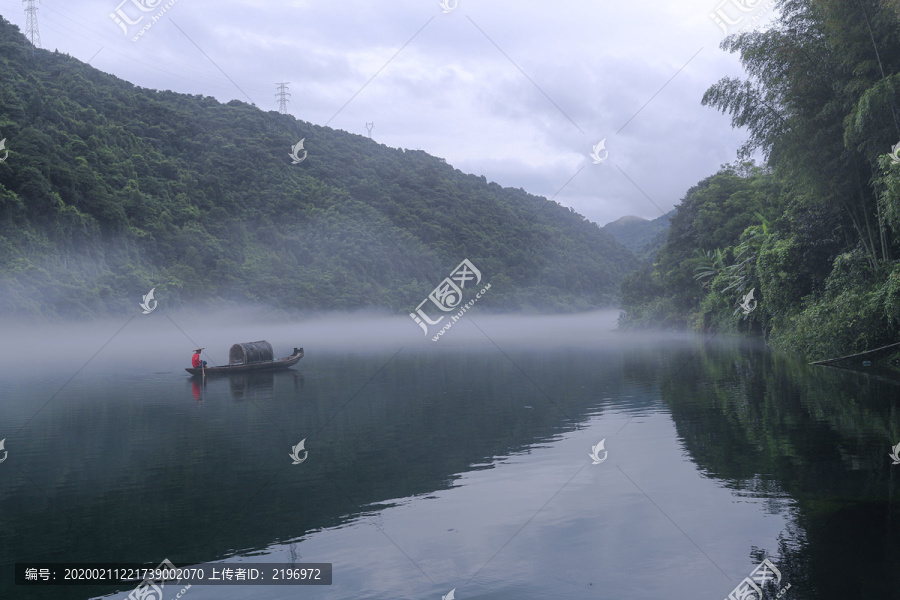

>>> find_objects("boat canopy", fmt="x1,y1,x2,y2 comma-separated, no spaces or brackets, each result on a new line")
229,340,274,364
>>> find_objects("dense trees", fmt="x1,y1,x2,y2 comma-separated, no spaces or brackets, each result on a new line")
0,17,635,319
621,0,900,360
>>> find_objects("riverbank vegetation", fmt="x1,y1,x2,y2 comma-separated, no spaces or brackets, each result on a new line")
620,0,900,362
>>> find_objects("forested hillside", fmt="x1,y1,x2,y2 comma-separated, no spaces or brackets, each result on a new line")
0,17,635,319
602,212,672,258
621,0,900,361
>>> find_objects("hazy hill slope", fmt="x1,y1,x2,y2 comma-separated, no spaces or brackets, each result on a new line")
0,17,636,318
602,212,672,254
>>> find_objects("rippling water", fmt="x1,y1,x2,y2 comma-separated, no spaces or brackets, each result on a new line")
1,311,897,599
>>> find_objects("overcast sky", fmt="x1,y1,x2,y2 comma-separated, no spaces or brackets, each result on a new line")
0,0,774,227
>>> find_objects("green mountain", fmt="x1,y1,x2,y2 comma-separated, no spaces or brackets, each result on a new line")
0,17,636,319
602,212,672,258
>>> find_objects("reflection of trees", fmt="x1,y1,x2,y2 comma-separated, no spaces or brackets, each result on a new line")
656,337,900,598
0,347,652,600
4,339,896,599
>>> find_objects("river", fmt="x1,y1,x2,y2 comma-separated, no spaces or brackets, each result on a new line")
1,310,897,599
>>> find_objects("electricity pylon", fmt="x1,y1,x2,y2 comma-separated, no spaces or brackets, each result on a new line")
275,82,291,114
23,0,41,50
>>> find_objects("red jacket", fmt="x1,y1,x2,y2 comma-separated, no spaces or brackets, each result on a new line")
192,353,201,368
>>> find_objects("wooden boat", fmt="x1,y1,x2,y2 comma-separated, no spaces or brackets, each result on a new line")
185,347,304,377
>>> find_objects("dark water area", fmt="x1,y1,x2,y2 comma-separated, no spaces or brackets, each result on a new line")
0,311,898,599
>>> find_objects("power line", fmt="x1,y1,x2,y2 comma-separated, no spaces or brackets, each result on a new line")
275,82,291,114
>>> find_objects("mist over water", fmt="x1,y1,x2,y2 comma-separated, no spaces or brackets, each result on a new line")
0,309,651,375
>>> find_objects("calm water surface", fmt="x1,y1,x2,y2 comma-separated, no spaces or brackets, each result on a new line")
1,312,898,599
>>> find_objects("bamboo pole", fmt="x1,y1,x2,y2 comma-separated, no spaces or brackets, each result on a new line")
809,341,900,365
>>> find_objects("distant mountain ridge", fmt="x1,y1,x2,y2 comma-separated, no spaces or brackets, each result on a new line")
0,16,637,318
602,212,673,256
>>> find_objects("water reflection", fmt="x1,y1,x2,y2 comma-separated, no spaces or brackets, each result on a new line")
1,327,899,599
228,371,276,401
653,336,900,597
186,369,304,403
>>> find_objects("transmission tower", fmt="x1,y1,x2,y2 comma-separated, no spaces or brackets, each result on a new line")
275,82,291,114
365,122,374,138
23,0,41,50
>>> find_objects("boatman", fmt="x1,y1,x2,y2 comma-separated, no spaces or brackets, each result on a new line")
192,347,207,370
